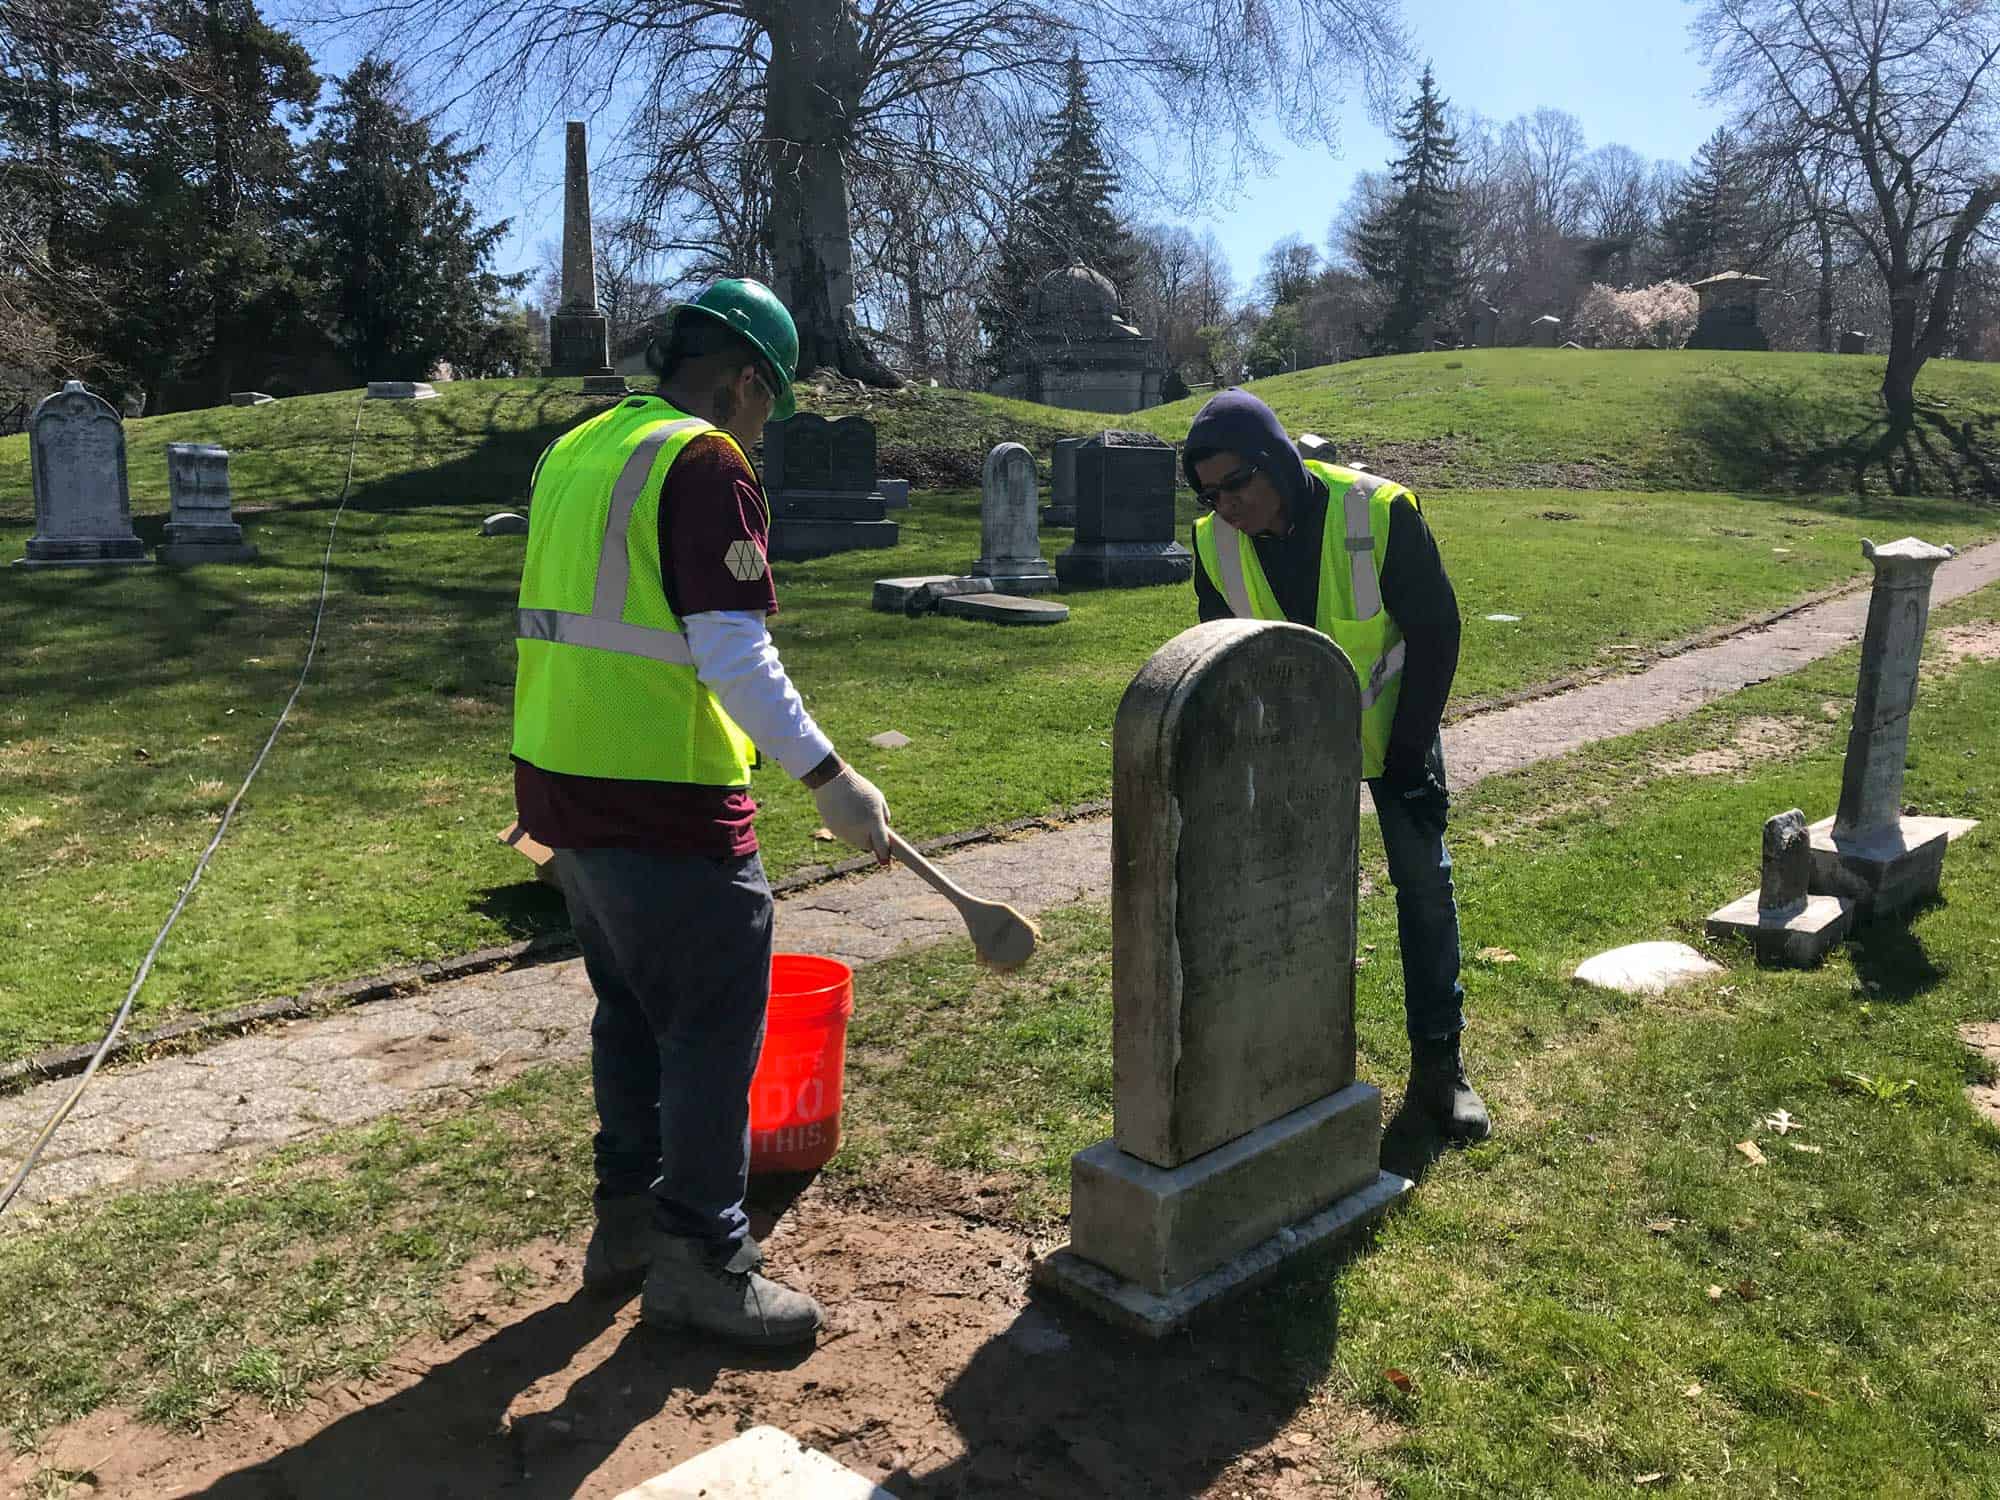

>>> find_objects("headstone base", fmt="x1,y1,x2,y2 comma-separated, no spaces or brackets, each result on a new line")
970,559,1058,594
1036,1164,1409,1339
768,518,899,561
1807,814,1978,918
16,537,150,568
872,574,992,614
937,592,1068,626
580,374,629,396
158,540,258,566
1062,1082,1386,1299
365,381,437,401
1056,540,1195,589
1705,891,1854,967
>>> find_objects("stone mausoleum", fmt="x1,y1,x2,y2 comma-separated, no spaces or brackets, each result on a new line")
1687,271,1772,351
991,265,1163,415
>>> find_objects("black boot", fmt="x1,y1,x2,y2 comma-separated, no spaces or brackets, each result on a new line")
1408,1035,1491,1143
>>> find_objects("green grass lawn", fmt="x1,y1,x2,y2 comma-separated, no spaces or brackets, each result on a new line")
3,429,1995,1061
4,587,1996,1495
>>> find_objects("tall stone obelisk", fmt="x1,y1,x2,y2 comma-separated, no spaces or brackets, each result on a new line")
546,121,619,388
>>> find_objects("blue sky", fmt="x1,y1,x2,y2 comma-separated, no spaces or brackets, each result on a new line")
329,0,1728,297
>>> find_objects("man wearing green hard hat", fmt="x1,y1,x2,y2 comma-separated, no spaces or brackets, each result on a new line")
510,275,890,1347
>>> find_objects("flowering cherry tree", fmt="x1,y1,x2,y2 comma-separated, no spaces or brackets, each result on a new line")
1573,280,1699,348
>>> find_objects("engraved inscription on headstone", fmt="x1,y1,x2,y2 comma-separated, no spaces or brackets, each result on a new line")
159,443,257,565
1055,429,1192,588
761,413,897,560
1035,621,1409,1335
16,381,148,568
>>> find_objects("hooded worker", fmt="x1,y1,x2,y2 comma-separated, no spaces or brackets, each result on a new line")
511,277,887,1347
1182,388,1490,1143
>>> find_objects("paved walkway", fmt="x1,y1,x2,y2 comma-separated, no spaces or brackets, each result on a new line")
5,541,1999,1212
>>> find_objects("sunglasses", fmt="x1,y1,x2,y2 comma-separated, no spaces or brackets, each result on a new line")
1194,463,1260,511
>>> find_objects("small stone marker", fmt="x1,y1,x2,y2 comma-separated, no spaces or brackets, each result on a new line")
936,592,1068,625
1034,620,1410,1336
1839,330,1868,355
870,574,991,614
158,443,257,565
365,381,438,401
613,1425,898,1500
1572,941,1722,996
1055,429,1193,588
1485,613,1521,623
973,442,1057,592
868,729,911,749
878,476,910,510
1042,436,1084,528
481,512,529,536
15,381,148,569
1530,315,1562,348
1706,809,1853,966
229,391,274,407
1807,538,1980,917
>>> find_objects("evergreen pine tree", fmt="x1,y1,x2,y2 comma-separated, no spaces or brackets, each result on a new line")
1354,64,1467,354
298,57,521,379
979,54,1136,372
1662,128,1757,281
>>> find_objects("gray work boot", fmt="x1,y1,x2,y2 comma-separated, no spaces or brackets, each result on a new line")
581,1194,657,1295
1408,1035,1492,1143
642,1235,824,1348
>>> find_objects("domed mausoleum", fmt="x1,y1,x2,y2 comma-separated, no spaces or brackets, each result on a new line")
990,265,1164,414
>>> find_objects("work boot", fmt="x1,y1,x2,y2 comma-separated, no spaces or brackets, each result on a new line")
581,1194,658,1295
1407,1035,1492,1143
643,1235,824,1348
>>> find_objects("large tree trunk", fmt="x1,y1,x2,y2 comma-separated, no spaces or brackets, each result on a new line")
1815,216,1834,355
762,0,899,388
1882,184,2000,424
902,232,927,379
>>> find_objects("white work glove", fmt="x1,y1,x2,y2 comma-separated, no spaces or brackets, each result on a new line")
812,764,892,863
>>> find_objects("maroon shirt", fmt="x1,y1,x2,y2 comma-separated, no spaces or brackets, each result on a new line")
514,428,779,857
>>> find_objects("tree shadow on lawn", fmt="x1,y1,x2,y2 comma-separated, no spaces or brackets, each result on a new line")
1676,367,2000,503
475,878,572,946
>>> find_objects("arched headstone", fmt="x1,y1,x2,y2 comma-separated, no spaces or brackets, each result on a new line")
15,381,148,569
973,442,1055,592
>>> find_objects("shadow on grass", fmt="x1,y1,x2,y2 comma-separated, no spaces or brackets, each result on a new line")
1848,905,1949,1000
1676,366,2000,502
474,879,571,946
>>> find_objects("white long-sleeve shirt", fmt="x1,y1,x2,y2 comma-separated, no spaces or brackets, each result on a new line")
684,611,835,779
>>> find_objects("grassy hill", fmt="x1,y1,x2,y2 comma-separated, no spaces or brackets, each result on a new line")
3,349,1998,519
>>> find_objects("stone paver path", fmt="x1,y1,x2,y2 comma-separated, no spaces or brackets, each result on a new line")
5,541,1998,1212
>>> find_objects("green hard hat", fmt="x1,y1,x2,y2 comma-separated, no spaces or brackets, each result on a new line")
674,277,800,420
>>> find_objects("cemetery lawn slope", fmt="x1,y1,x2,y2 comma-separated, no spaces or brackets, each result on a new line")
1,465,1997,1061
3,589,1998,1497
1141,348,2000,499
4,353,1999,513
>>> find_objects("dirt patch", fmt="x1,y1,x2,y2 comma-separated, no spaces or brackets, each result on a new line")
1959,1023,2000,1129
1662,716,1814,778
1927,622,2000,670
6,1170,1389,1500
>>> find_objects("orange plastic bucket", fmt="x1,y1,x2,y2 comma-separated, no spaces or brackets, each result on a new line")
749,954,855,1173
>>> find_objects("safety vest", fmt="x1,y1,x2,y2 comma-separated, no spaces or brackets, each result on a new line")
511,396,762,786
1192,458,1410,779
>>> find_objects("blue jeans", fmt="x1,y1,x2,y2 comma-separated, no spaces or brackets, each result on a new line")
1367,738,1466,1045
552,847,773,1254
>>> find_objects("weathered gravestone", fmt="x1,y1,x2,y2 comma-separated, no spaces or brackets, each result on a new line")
762,414,897,560
14,381,148,569
1042,437,1084,528
1054,429,1192,589
1706,808,1853,966
1839,330,1869,356
878,477,910,511
158,444,257,566
972,442,1056,593
1471,301,1502,348
1530,315,1561,348
1034,620,1410,1335
1807,538,1980,916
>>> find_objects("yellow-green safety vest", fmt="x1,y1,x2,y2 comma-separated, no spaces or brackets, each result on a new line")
1192,458,1410,779
511,396,763,787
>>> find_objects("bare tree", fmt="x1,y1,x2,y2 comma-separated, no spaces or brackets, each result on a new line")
1697,0,2000,423
1260,232,1322,308
302,0,1410,386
